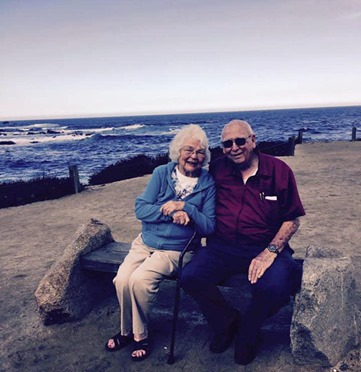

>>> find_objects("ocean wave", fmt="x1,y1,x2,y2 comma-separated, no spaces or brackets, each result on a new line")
27,123,62,129
86,133,169,142
294,127,309,132
1,131,91,146
166,128,180,133
83,127,114,133
155,129,180,136
120,124,145,130
13,123,66,133
0,123,122,147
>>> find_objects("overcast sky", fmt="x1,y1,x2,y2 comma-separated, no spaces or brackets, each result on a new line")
1,0,360,120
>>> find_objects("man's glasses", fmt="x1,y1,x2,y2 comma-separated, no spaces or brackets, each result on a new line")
222,135,252,148
181,146,206,157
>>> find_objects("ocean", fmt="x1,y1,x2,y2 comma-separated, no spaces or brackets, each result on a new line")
1,106,360,184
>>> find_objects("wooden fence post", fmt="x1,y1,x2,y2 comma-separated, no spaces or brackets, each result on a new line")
352,126,357,141
288,136,295,156
297,130,303,144
68,165,81,194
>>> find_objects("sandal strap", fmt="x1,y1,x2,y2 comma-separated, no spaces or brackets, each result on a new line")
114,334,131,345
133,339,149,352
105,332,132,351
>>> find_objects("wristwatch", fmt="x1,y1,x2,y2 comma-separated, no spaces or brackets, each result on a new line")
267,244,280,255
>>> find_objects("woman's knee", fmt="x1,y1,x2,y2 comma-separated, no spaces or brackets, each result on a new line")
128,270,159,297
113,263,138,290
113,272,130,292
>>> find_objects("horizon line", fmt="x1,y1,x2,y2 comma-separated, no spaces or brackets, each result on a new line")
1,103,360,122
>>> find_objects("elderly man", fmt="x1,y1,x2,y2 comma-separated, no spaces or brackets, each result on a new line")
181,119,305,365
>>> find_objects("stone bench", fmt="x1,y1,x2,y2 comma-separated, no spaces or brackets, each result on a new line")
79,239,303,289
35,218,361,368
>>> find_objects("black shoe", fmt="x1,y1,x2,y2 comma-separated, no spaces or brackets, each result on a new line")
209,311,240,353
234,341,257,365
105,333,132,352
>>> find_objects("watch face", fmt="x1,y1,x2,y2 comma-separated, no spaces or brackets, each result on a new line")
267,244,278,253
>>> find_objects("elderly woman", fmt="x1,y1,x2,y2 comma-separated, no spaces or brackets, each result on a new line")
105,124,216,361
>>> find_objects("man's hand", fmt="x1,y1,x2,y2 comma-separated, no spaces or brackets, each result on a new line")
160,200,185,216
248,249,277,284
172,211,190,225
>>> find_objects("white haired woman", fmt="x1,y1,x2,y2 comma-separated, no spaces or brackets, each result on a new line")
105,124,216,361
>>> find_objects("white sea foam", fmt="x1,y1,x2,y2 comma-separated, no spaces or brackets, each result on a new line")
27,123,61,129
1,123,64,134
83,127,114,133
120,124,144,130
158,128,180,136
0,124,116,146
2,131,91,146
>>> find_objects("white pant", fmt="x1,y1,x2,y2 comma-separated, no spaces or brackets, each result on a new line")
113,234,193,340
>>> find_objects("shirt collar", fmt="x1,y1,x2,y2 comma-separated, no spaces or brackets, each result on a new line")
226,148,272,179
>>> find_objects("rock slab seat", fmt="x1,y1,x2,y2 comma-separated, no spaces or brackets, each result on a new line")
291,246,361,367
34,218,114,325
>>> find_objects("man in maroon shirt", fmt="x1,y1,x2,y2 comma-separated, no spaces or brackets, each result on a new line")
181,119,305,365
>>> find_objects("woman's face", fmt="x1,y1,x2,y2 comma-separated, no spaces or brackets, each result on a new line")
177,139,206,177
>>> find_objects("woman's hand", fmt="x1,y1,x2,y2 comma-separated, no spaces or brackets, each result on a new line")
172,211,190,225
160,200,185,216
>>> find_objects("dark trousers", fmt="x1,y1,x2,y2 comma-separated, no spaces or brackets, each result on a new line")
181,240,296,346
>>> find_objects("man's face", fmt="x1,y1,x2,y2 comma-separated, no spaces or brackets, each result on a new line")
222,123,256,166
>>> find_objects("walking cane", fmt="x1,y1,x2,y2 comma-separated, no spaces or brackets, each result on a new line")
167,224,197,364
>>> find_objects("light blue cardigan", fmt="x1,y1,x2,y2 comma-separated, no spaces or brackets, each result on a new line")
135,162,216,251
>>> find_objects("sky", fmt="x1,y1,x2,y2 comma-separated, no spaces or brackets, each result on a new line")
1,0,361,120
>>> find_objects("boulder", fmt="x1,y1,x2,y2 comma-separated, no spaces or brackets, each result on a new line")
35,218,114,325
291,246,361,367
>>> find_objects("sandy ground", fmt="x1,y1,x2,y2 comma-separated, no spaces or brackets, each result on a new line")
1,141,361,372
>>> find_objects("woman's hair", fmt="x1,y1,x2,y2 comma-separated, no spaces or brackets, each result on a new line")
169,124,211,166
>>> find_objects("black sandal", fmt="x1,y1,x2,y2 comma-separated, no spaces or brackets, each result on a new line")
105,332,132,352
131,339,149,361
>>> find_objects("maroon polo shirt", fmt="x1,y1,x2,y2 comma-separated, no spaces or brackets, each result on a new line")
209,151,305,248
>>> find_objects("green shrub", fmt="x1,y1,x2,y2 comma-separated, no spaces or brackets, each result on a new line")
88,141,292,186
0,177,77,209
0,140,293,209
88,153,169,185
257,140,294,156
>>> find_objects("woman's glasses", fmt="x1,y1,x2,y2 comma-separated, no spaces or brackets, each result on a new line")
181,147,206,157
222,135,252,148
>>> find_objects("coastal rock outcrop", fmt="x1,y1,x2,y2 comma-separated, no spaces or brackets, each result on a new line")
35,218,114,325
0,140,16,145
291,246,361,367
